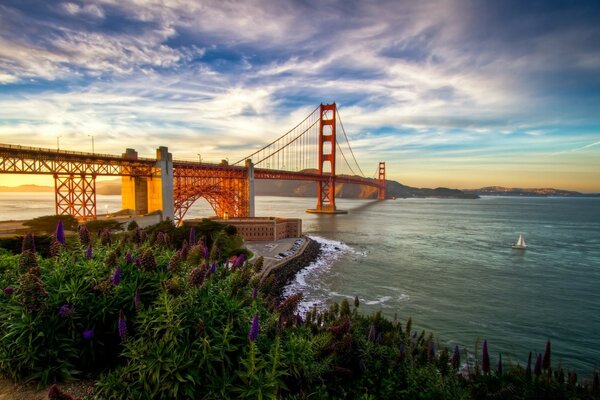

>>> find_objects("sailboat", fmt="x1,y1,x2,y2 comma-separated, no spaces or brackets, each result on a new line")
512,234,527,249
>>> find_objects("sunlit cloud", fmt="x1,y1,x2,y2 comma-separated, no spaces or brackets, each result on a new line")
0,0,599,190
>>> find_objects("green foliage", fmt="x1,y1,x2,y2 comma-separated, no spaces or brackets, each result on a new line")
22,215,78,234
0,226,599,399
126,220,138,231
83,219,124,233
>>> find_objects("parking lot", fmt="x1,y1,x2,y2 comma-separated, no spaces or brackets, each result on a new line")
245,237,307,269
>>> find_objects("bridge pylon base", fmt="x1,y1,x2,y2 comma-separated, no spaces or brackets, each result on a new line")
305,207,348,215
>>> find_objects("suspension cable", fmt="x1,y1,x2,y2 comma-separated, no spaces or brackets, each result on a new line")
233,105,320,165
336,108,366,177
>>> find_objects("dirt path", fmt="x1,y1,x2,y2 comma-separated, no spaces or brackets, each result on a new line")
0,378,94,400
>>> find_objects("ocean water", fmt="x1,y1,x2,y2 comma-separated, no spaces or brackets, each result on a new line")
1,193,599,372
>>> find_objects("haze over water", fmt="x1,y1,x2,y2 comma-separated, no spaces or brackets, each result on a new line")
1,193,599,372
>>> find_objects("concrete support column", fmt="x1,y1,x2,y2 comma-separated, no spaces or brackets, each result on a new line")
121,148,148,214
245,159,255,217
148,146,174,222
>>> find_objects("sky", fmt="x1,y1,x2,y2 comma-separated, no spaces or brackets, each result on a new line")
0,0,599,191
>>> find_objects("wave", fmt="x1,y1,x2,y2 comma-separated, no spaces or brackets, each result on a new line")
281,235,356,314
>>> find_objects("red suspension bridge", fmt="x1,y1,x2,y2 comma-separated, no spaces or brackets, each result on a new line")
0,103,386,225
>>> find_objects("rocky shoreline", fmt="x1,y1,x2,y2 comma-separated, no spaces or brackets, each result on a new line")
262,237,322,301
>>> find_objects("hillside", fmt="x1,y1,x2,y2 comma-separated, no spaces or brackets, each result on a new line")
0,178,479,199
464,186,599,197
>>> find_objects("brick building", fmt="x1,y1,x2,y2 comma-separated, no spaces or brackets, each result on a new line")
214,217,302,241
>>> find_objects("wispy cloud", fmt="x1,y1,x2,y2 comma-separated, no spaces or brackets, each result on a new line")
0,0,599,190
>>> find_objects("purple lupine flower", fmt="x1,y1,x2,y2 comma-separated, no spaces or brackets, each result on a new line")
58,304,75,318
248,314,259,341
201,243,209,259
86,243,93,260
21,232,36,253
111,267,121,285
534,353,542,376
54,220,65,245
134,290,141,311
134,256,142,268
399,343,406,359
118,310,127,341
526,351,532,376
189,227,196,245
252,287,258,300
542,339,551,371
3,286,14,296
451,345,461,370
232,253,245,270
82,329,94,341
180,240,189,259
482,340,490,374
497,353,503,374
125,251,133,264
209,261,217,274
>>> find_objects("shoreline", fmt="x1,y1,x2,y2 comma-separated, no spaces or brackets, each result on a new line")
255,237,322,301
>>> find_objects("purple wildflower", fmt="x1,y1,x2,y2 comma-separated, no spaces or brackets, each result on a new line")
232,253,245,270
189,227,196,245
526,351,532,377
248,314,259,341
21,232,36,253
3,286,14,296
134,256,142,268
399,343,406,359
111,267,121,285
82,329,94,341
252,287,258,300
54,220,65,245
118,310,127,341
542,339,551,371
451,345,461,370
209,261,217,274
534,353,542,376
58,304,75,318
125,251,133,264
181,240,189,259
482,339,490,374
134,290,141,311
201,243,209,259
497,353,503,374
85,243,93,260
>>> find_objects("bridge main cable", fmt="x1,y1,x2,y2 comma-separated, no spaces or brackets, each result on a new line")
232,105,320,166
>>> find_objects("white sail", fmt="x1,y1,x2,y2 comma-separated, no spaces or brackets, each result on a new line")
513,234,527,249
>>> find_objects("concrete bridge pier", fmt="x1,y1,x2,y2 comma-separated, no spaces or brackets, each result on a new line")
246,159,255,218
121,147,174,222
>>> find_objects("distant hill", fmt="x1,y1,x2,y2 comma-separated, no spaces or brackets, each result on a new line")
254,174,479,199
0,177,478,199
0,184,53,192
464,186,600,197
0,180,122,195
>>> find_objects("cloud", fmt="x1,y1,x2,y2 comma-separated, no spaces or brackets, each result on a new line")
0,0,599,190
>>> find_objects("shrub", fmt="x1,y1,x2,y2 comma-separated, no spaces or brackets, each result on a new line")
84,219,124,233
23,215,78,234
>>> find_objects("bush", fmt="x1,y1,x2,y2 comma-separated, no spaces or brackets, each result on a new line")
23,215,78,234
84,219,124,233
1,224,599,399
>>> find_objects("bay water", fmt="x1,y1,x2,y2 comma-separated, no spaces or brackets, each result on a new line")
1,193,599,372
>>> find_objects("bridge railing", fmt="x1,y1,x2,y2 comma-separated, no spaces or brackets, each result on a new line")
0,143,156,162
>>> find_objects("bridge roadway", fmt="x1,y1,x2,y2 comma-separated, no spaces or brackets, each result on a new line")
0,143,383,224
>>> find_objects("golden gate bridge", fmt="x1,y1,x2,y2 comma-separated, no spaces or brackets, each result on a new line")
0,103,386,225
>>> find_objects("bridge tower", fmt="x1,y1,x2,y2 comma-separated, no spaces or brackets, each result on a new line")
306,103,347,214
377,161,386,200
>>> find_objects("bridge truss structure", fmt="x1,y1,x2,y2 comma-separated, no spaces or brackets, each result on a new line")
0,103,386,224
